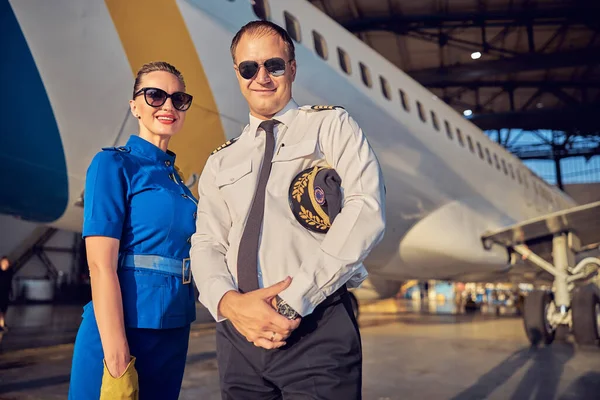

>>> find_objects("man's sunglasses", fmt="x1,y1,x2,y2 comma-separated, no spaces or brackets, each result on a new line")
236,57,293,80
134,87,193,111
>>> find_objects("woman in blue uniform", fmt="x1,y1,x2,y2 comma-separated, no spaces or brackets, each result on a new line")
69,61,197,399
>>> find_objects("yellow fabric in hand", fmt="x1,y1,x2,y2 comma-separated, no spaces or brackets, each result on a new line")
100,356,139,400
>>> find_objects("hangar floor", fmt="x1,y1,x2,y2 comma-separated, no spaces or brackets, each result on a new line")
0,299,599,399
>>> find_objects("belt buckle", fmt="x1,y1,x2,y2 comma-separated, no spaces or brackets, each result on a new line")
182,258,192,284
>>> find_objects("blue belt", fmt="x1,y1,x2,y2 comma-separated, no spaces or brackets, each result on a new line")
119,254,192,284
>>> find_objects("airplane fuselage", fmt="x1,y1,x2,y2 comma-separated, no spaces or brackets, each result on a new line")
2,0,576,283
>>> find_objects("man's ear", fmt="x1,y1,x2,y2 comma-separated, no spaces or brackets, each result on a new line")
290,59,297,82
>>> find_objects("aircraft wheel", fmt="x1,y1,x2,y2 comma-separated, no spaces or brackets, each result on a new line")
348,291,359,320
572,284,600,346
523,290,555,346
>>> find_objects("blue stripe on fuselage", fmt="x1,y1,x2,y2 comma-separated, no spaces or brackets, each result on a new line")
0,0,68,223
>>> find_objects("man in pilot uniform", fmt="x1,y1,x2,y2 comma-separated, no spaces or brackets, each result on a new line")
190,20,385,399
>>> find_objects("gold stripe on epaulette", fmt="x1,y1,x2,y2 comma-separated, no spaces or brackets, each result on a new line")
310,105,344,111
211,137,239,155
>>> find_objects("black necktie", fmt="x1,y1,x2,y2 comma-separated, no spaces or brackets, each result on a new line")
237,120,278,293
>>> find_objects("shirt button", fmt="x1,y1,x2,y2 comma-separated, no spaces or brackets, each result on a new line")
187,237,191,244
165,160,171,167
193,212,197,219
181,194,188,199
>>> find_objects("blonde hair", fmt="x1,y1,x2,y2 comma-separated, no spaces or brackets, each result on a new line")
132,61,186,98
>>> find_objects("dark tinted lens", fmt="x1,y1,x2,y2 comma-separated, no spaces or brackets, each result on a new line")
264,58,286,76
239,61,259,79
145,88,167,106
171,92,193,111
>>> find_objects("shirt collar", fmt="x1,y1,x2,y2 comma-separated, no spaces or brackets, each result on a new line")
248,98,299,138
126,135,176,164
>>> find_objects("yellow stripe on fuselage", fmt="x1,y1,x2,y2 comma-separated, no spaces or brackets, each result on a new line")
105,0,226,197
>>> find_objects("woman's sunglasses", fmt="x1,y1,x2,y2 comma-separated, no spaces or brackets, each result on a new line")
236,57,293,80
134,87,193,111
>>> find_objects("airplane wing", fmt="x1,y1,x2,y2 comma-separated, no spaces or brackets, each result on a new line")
482,200,600,251
481,201,600,284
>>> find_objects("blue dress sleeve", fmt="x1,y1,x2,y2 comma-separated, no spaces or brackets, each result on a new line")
82,151,129,239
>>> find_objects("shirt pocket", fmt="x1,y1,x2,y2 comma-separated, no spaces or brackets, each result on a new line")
272,139,317,163
215,159,252,188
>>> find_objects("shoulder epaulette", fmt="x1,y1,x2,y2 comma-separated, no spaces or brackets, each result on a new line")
101,145,131,153
211,137,239,155
310,105,345,111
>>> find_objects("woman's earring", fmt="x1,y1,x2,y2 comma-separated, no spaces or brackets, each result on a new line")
136,115,141,119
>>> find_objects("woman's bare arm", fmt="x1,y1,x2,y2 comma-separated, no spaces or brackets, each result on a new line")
86,236,129,377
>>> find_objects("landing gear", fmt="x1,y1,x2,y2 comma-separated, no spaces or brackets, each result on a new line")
572,284,600,346
523,290,556,346
484,225,600,348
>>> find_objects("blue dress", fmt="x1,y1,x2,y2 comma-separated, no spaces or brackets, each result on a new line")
69,135,197,399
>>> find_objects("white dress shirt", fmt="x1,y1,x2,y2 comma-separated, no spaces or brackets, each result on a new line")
190,99,386,321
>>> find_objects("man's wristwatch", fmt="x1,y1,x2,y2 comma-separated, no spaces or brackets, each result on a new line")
275,296,300,320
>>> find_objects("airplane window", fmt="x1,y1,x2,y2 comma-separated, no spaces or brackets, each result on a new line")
493,153,500,169
360,62,372,87
523,173,529,188
337,48,352,75
417,101,426,122
252,0,270,20
501,159,508,175
467,136,474,153
509,163,515,179
444,120,452,138
284,12,301,42
517,169,523,184
431,112,440,131
485,148,492,165
380,76,391,100
456,128,464,146
312,30,328,60
476,142,484,160
399,90,410,111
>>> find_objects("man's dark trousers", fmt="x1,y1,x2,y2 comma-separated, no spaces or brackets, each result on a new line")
216,287,362,400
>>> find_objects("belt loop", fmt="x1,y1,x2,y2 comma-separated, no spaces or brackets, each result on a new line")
182,258,192,284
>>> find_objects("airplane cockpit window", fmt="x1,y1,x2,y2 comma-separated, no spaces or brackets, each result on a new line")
417,101,426,122
476,142,484,160
444,120,452,138
431,112,440,131
337,48,352,75
456,128,464,146
312,30,328,60
467,136,475,153
252,0,270,20
284,12,301,42
494,153,500,170
360,62,372,87
399,90,410,111
501,159,508,175
485,148,492,165
380,76,391,100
